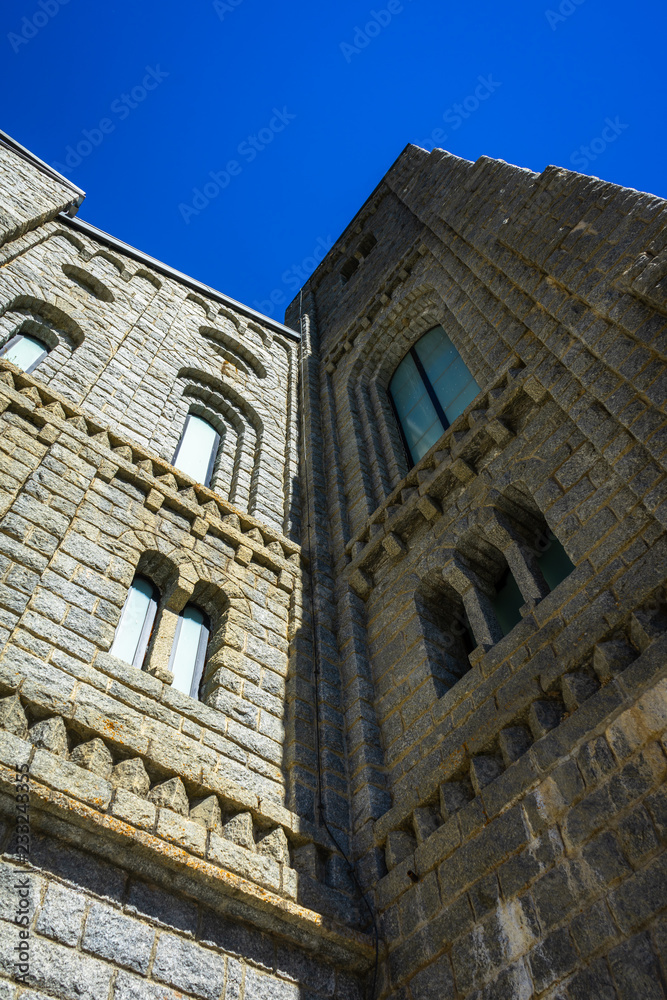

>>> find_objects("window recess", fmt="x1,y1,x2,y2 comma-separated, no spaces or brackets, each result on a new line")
0,333,50,373
389,326,480,466
168,605,210,699
110,575,159,669
172,413,220,487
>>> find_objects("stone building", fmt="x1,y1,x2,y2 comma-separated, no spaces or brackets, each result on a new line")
0,129,666,1000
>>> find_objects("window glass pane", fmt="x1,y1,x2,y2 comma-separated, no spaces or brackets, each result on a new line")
110,577,155,665
174,415,218,485
414,327,459,377
539,534,575,592
1,335,48,372
390,352,424,408
390,353,444,462
440,368,482,422
410,414,445,462
415,327,480,425
491,569,524,637
171,605,207,697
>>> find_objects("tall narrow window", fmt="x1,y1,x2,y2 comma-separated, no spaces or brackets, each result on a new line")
172,414,220,487
110,575,159,668
169,605,210,699
491,568,524,637
415,579,475,698
0,334,50,373
538,532,576,592
389,326,480,465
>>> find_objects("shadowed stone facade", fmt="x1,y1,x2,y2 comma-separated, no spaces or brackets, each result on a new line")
0,132,666,999
285,145,667,998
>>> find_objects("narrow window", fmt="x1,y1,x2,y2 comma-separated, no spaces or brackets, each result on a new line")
538,532,576,592
452,609,476,658
415,580,474,697
389,326,480,465
491,567,524,637
172,414,220,487
340,258,359,283
110,575,159,668
0,334,50,373
358,233,377,257
168,605,210,699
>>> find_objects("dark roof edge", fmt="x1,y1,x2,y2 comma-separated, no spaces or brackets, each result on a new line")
59,215,300,340
0,129,86,209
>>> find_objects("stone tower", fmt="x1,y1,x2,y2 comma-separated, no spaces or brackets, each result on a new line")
0,133,370,1000
0,131,666,1000
285,146,667,998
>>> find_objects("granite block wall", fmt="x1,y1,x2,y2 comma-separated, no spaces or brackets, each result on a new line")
0,827,364,1000
287,143,667,996
0,139,370,1000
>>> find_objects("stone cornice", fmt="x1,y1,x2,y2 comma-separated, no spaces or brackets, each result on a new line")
0,758,374,970
0,359,302,582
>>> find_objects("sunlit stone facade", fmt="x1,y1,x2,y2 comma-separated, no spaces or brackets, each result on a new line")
1,132,667,1000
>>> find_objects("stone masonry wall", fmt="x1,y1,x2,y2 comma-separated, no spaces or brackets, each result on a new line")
3,128,667,999
0,825,364,1000
0,143,372,999
0,215,298,536
287,144,667,997
0,141,82,246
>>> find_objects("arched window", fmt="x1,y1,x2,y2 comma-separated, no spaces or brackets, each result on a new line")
110,575,159,668
168,605,210,699
491,567,524,637
172,414,220,487
538,531,575,592
389,326,480,465
488,517,576,640
0,333,50,374
416,578,477,696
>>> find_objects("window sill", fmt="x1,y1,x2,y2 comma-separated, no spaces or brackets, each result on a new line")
346,362,535,599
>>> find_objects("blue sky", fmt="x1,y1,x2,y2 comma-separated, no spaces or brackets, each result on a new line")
2,0,665,321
